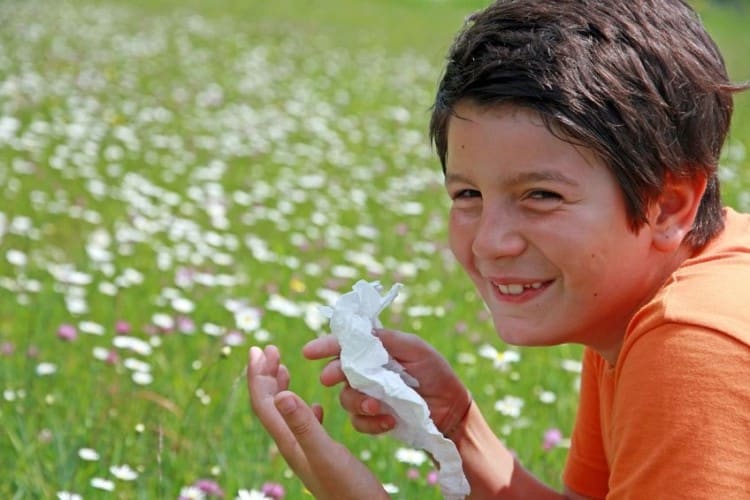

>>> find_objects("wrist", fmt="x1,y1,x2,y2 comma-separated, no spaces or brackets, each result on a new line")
441,390,473,439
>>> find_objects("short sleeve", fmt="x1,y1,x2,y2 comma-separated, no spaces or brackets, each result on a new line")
608,324,750,499
563,348,609,499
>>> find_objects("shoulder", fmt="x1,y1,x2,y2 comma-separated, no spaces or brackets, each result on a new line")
628,208,750,346
608,324,750,497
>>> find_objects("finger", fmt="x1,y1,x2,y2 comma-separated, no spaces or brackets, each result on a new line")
339,386,379,415
247,349,309,467
275,391,387,499
373,328,427,356
312,403,324,423
247,345,266,378
275,391,338,463
247,346,275,406
263,345,281,376
278,364,290,391
302,335,341,360
350,414,396,434
339,389,396,434
319,358,347,387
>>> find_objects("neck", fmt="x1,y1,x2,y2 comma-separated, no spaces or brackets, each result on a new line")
594,243,694,367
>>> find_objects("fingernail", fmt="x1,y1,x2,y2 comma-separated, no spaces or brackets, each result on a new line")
276,394,297,415
360,400,373,415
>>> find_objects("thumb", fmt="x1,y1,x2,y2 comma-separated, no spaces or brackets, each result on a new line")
275,391,331,452
374,328,426,360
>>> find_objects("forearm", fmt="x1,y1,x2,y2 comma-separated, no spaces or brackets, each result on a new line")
452,400,567,500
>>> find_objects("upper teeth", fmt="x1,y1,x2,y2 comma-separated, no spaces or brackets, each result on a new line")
496,282,542,295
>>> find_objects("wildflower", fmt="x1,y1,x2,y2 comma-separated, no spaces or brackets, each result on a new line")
457,352,477,364
152,312,174,331
395,447,427,466
176,315,196,334
203,323,224,336
235,307,261,332
478,344,520,370
172,296,195,314
78,448,100,461
79,321,104,335
6,249,27,266
178,486,206,499
266,294,301,317
113,336,153,355
132,371,153,386
543,428,564,450
494,395,524,418
36,362,57,376
289,277,306,293
1,341,14,356
235,490,269,500
253,329,271,342
57,324,77,341
115,320,131,335
195,479,224,497
223,330,244,346
110,464,138,480
38,428,53,443
57,492,82,500
91,477,115,491
539,390,557,404
383,484,399,494
303,304,326,331
92,347,118,364
407,468,420,480
123,358,151,373
426,470,439,486
560,359,583,373
261,482,284,499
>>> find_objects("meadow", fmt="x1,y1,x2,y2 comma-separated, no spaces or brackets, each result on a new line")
0,0,748,498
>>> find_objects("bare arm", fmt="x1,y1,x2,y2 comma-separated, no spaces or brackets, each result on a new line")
305,331,593,499
247,345,389,500
450,399,591,500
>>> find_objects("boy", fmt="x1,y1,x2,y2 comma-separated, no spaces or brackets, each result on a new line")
248,0,750,498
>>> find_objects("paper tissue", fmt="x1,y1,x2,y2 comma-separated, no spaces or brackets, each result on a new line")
319,280,470,500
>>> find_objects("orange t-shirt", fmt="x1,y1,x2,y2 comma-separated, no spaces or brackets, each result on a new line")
563,208,750,499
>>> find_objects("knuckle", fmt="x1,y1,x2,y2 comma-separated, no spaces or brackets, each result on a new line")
288,418,314,437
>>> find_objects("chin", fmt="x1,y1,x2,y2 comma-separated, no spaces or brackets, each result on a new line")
494,321,561,347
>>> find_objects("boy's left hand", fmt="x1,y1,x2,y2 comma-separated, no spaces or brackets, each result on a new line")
247,345,389,500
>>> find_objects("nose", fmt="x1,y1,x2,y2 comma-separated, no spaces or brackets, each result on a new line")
470,202,527,260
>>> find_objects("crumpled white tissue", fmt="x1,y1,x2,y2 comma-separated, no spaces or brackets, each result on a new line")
320,279,470,500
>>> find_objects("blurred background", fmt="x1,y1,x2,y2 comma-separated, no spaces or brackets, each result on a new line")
0,0,747,498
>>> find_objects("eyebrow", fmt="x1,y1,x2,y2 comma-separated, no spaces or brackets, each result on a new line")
444,170,580,188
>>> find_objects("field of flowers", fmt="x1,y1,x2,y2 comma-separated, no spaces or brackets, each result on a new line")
1,0,747,498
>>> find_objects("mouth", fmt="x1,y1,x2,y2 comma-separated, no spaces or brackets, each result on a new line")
490,279,552,298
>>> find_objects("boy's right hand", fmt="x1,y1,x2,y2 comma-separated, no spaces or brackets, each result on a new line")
302,329,472,438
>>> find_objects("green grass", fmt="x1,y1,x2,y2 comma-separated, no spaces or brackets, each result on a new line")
0,0,747,498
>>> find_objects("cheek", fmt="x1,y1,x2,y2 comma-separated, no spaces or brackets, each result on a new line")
448,213,472,266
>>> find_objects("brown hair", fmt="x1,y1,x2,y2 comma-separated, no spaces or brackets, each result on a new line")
430,0,749,248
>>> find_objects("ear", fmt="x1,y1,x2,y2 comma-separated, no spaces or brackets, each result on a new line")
649,173,708,252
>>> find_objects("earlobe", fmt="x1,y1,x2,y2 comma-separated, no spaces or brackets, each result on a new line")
650,173,707,252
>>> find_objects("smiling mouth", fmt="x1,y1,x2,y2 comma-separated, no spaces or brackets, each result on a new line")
493,281,548,296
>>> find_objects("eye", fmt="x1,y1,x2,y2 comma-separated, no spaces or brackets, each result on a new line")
451,189,481,200
527,190,562,201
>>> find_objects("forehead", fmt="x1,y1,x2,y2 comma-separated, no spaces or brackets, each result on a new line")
444,101,607,180
448,100,607,168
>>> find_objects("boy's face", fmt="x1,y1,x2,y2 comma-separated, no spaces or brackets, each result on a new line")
444,102,661,356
